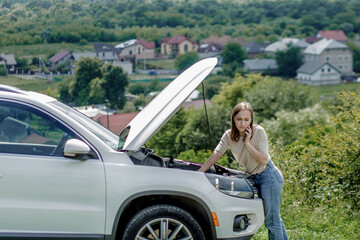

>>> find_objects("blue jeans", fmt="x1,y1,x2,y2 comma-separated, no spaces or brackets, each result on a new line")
251,160,288,240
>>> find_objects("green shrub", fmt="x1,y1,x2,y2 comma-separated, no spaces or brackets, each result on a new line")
281,91,360,208
0,65,8,76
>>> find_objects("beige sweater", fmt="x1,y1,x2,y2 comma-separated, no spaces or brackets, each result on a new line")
215,125,270,175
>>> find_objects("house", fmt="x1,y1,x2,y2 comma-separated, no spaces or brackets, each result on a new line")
243,59,278,74
264,38,310,55
74,43,133,74
297,61,341,85
161,35,199,57
93,43,120,64
0,54,17,72
303,38,353,76
305,36,321,44
244,41,270,58
48,50,74,70
316,30,348,43
115,39,156,61
198,42,223,65
94,112,139,135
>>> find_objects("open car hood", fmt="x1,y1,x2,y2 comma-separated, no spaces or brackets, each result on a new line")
119,58,217,151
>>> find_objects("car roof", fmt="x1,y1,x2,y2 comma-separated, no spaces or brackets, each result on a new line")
0,84,56,103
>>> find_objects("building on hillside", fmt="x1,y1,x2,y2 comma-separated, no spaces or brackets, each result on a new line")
264,38,310,55
303,38,353,76
297,61,341,85
48,50,74,70
161,35,198,57
115,39,156,62
244,41,270,58
243,59,278,74
93,43,120,64
316,30,348,43
73,51,133,74
0,54,16,72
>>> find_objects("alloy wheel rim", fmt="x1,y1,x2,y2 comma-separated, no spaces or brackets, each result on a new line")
135,217,193,240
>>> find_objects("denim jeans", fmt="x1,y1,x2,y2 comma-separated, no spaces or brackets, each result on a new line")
251,160,288,240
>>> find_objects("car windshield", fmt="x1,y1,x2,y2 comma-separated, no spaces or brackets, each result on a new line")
49,101,119,150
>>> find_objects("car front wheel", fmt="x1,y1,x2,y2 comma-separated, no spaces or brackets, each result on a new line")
122,204,205,240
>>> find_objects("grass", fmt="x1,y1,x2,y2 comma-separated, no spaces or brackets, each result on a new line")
0,75,64,93
251,186,360,240
314,82,360,96
140,59,175,69
0,43,93,58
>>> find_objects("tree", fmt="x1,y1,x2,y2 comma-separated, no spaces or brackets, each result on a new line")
221,42,247,77
174,51,200,71
175,104,232,153
101,63,129,109
212,74,263,108
244,78,318,122
202,75,233,100
275,44,303,77
70,57,103,106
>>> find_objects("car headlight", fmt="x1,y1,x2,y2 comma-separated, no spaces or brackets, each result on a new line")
205,173,258,198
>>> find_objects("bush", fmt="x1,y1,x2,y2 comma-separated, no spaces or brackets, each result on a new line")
262,104,329,145
0,65,8,76
283,91,360,208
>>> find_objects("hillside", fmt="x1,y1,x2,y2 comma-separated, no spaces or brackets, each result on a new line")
1,0,360,53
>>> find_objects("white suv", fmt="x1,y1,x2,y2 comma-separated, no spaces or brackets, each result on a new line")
0,58,264,240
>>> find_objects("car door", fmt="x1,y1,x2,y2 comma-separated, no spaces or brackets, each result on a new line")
0,100,106,238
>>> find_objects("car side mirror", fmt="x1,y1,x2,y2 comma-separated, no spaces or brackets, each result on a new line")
63,139,91,159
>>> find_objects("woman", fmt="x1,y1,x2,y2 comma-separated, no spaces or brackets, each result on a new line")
198,102,288,240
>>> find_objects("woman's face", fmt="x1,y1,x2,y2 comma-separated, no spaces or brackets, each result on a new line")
234,109,252,133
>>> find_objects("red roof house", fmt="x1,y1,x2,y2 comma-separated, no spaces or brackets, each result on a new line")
94,112,139,135
316,30,348,42
48,50,74,69
161,35,199,57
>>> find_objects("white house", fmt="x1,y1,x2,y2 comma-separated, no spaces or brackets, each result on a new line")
264,38,310,55
303,38,353,76
297,61,341,85
116,39,155,61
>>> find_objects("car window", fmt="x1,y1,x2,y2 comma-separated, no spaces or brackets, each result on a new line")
0,101,76,156
49,101,119,150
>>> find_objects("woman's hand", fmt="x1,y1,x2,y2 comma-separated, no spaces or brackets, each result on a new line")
198,150,223,172
243,126,252,143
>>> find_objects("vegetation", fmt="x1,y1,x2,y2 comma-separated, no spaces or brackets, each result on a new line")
174,51,200,71
59,57,129,108
1,0,360,50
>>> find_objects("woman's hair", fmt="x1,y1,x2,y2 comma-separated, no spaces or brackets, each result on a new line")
230,102,254,142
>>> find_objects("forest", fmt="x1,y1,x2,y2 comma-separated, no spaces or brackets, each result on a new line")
1,0,360,47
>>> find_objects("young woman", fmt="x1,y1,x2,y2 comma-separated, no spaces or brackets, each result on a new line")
198,102,288,240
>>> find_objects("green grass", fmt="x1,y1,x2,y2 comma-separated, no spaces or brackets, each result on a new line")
251,186,360,240
0,43,94,58
0,75,64,93
314,82,360,97
140,59,175,69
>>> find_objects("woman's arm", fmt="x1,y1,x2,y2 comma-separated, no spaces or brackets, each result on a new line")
198,150,223,172
244,126,268,165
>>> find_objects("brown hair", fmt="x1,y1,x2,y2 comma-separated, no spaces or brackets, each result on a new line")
230,102,254,142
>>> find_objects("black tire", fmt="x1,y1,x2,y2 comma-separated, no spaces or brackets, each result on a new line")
122,204,205,240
